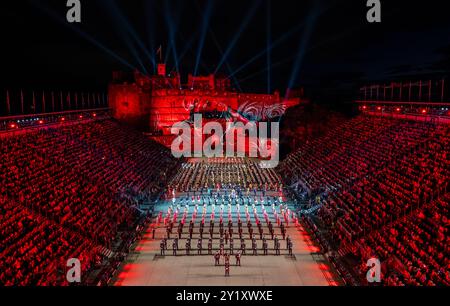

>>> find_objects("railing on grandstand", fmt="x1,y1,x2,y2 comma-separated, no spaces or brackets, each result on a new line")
0,108,111,133
356,101,450,123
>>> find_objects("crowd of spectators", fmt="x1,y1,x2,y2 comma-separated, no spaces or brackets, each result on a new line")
280,115,449,285
0,118,179,285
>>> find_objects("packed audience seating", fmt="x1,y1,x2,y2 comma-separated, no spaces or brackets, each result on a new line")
2,108,448,286
0,118,179,285
358,193,449,286
279,115,449,285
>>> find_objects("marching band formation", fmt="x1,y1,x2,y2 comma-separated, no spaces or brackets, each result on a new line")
154,158,298,276
167,158,282,194
155,193,298,276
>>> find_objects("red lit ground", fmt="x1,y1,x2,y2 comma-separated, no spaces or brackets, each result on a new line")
113,200,340,286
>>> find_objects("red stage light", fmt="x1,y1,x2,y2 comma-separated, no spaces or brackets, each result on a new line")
39,120,44,124
61,117,65,121
10,124,16,128
396,108,401,112
422,109,427,114
362,106,367,110
93,113,97,117
377,107,382,111
79,115,83,119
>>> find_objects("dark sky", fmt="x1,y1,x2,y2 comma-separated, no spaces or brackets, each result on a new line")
2,0,450,100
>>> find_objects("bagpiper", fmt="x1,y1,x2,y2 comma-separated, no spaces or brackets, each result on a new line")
240,239,246,255
197,239,202,255
235,250,242,266
225,230,229,245
286,235,291,250
252,240,257,255
208,238,213,255
189,226,193,239
214,251,220,266
166,227,171,239
172,240,177,256
225,260,230,277
160,240,165,256
186,239,191,255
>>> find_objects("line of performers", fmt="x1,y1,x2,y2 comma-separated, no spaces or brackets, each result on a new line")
156,200,298,233
159,218,295,257
167,183,284,200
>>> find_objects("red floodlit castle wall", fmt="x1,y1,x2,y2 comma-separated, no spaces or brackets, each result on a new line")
149,91,240,135
109,65,301,137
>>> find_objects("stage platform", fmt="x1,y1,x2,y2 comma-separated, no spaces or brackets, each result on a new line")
113,197,340,286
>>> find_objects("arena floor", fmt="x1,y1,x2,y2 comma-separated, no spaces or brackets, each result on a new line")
113,198,340,286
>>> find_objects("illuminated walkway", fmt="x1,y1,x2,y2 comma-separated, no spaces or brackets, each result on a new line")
113,198,340,286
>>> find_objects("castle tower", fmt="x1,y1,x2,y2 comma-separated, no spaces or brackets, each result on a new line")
157,63,166,77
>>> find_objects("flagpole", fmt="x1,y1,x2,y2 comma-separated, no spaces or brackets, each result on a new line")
67,92,71,110
21,90,24,114
6,90,11,115
32,91,36,114
51,91,55,112
60,91,63,111
42,91,46,113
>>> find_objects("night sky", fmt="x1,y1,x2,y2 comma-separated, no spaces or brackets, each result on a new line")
2,0,450,103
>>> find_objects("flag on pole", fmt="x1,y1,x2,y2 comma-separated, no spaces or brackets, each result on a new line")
75,92,78,109
87,92,91,108
156,45,162,63
67,92,71,109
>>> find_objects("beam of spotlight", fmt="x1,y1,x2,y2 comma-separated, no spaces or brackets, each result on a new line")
101,6,148,74
266,0,272,94
209,29,242,92
237,3,392,87
30,0,136,71
238,15,372,86
177,30,198,64
164,0,185,75
226,4,331,81
287,9,318,90
103,0,155,67
214,0,261,75
163,0,184,66
238,55,290,84
129,40,149,75
192,0,214,86
144,0,157,73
